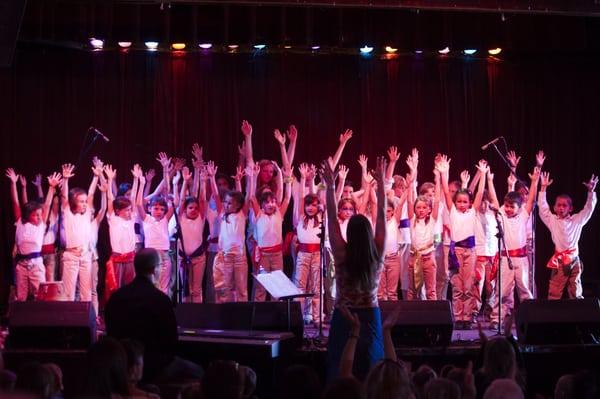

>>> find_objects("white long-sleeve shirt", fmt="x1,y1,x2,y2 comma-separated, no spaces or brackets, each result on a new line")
538,191,597,257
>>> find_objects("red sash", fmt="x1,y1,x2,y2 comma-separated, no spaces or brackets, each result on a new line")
298,243,320,253
490,246,527,280
105,252,135,301
546,248,577,269
41,244,56,255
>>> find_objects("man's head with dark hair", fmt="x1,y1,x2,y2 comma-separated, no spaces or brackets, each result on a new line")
134,248,159,279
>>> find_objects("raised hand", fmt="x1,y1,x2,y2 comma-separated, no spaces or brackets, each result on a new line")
339,304,361,335
32,173,42,187
298,163,309,179
475,159,489,174
283,165,294,180
338,164,349,180
156,152,171,169
387,146,400,162
583,174,598,192
241,120,252,136
173,158,186,171
6,168,19,184
540,171,553,187
181,166,192,182
131,164,143,178
287,125,298,142
320,160,335,187
233,166,245,181
273,129,286,145
172,170,181,186
205,161,217,177
103,164,116,180
507,173,517,187
98,180,109,192
536,150,546,167
506,150,521,169
191,143,203,161
373,156,387,184
339,129,353,144
435,154,450,174
237,142,245,158
92,156,104,169
358,154,368,170
307,164,317,181
145,168,156,181
460,170,471,187
528,166,541,182
18,174,27,187
47,172,62,188
62,164,75,179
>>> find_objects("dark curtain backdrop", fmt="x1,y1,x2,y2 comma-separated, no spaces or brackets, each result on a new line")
1,46,599,306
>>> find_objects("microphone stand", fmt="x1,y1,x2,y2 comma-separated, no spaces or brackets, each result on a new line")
493,209,512,336
314,214,327,345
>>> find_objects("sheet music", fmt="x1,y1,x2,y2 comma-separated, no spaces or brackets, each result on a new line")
255,270,302,299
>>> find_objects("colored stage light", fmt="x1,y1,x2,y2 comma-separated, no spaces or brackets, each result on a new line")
414,50,424,54
488,47,502,55
118,41,132,48
253,44,266,50
385,46,398,53
199,43,213,49
360,45,374,54
311,45,320,50
463,49,477,55
145,41,159,51
228,44,239,50
438,47,450,55
89,38,104,49
172,43,186,50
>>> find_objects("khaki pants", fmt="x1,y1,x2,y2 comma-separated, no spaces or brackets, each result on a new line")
15,259,46,301
472,256,495,317
295,251,321,322
154,250,173,296
378,253,401,301
61,250,92,301
91,259,99,317
436,244,450,300
491,256,533,323
182,253,207,303
407,252,437,300
450,247,476,322
253,251,284,301
213,251,248,303
548,258,583,299
43,253,57,282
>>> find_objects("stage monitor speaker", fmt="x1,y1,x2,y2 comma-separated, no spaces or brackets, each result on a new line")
0,0,27,67
175,302,303,345
516,298,600,345
379,300,453,347
8,301,97,349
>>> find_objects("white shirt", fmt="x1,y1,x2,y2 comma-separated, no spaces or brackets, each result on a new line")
63,207,92,251
108,212,137,254
410,216,436,255
499,206,530,251
296,218,321,244
179,213,205,255
143,214,171,251
384,218,399,255
397,203,411,244
90,219,99,260
42,213,58,246
255,210,283,248
15,221,46,254
449,205,477,243
538,191,597,257
218,211,247,254
475,209,498,257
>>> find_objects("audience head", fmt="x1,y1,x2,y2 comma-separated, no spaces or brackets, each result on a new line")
202,360,246,399
554,374,574,399
364,359,412,399
412,365,437,399
280,364,321,399
85,337,129,397
424,378,460,399
483,378,524,399
15,362,53,399
323,377,364,399
345,214,379,292
120,339,145,385
482,337,517,382
134,248,160,280
572,370,598,399
42,363,63,397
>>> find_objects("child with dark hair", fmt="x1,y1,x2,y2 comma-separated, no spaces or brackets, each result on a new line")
15,362,54,399
6,168,60,300
538,170,597,299
121,339,160,398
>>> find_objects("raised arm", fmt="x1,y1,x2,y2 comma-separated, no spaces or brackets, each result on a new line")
286,125,298,167
436,155,453,212
295,163,308,225
274,162,284,205
279,166,293,216
525,166,541,215
322,160,345,259
432,170,441,221
460,170,470,191
247,166,261,217
487,169,500,210
32,173,44,199
198,167,207,218
96,180,108,224
358,154,369,193
143,169,156,198
156,152,172,196
472,160,488,211
61,163,75,210
178,167,192,215
104,165,117,216
468,169,482,194
274,129,291,171
6,168,21,220
172,169,181,208
18,175,28,205
232,166,244,193
241,120,254,167
43,173,61,223
206,161,222,214
385,146,400,182
577,174,598,224
537,171,554,226
88,163,103,210
330,129,353,171
506,150,521,175
373,157,388,256
335,164,349,203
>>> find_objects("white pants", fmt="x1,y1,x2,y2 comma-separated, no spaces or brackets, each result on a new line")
182,253,207,303
491,256,533,323
15,258,46,301
61,251,92,301
154,250,173,296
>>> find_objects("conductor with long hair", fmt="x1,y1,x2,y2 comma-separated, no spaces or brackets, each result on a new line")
322,156,387,380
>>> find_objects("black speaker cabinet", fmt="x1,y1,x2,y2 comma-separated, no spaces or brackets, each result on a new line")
516,298,600,345
8,301,97,349
379,300,453,347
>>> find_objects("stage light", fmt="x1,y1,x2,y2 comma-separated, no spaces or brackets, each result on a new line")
311,45,320,50
284,45,292,49
172,43,186,50
488,47,502,55
438,47,450,55
145,41,159,51
199,43,213,49
360,45,374,54
118,41,132,49
89,38,104,50
463,49,477,55
228,44,239,49
414,50,424,55
254,44,266,50
385,46,398,53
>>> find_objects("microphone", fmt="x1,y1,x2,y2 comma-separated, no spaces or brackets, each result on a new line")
91,127,110,142
481,136,502,151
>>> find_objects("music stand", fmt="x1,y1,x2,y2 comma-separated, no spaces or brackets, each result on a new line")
254,271,314,332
